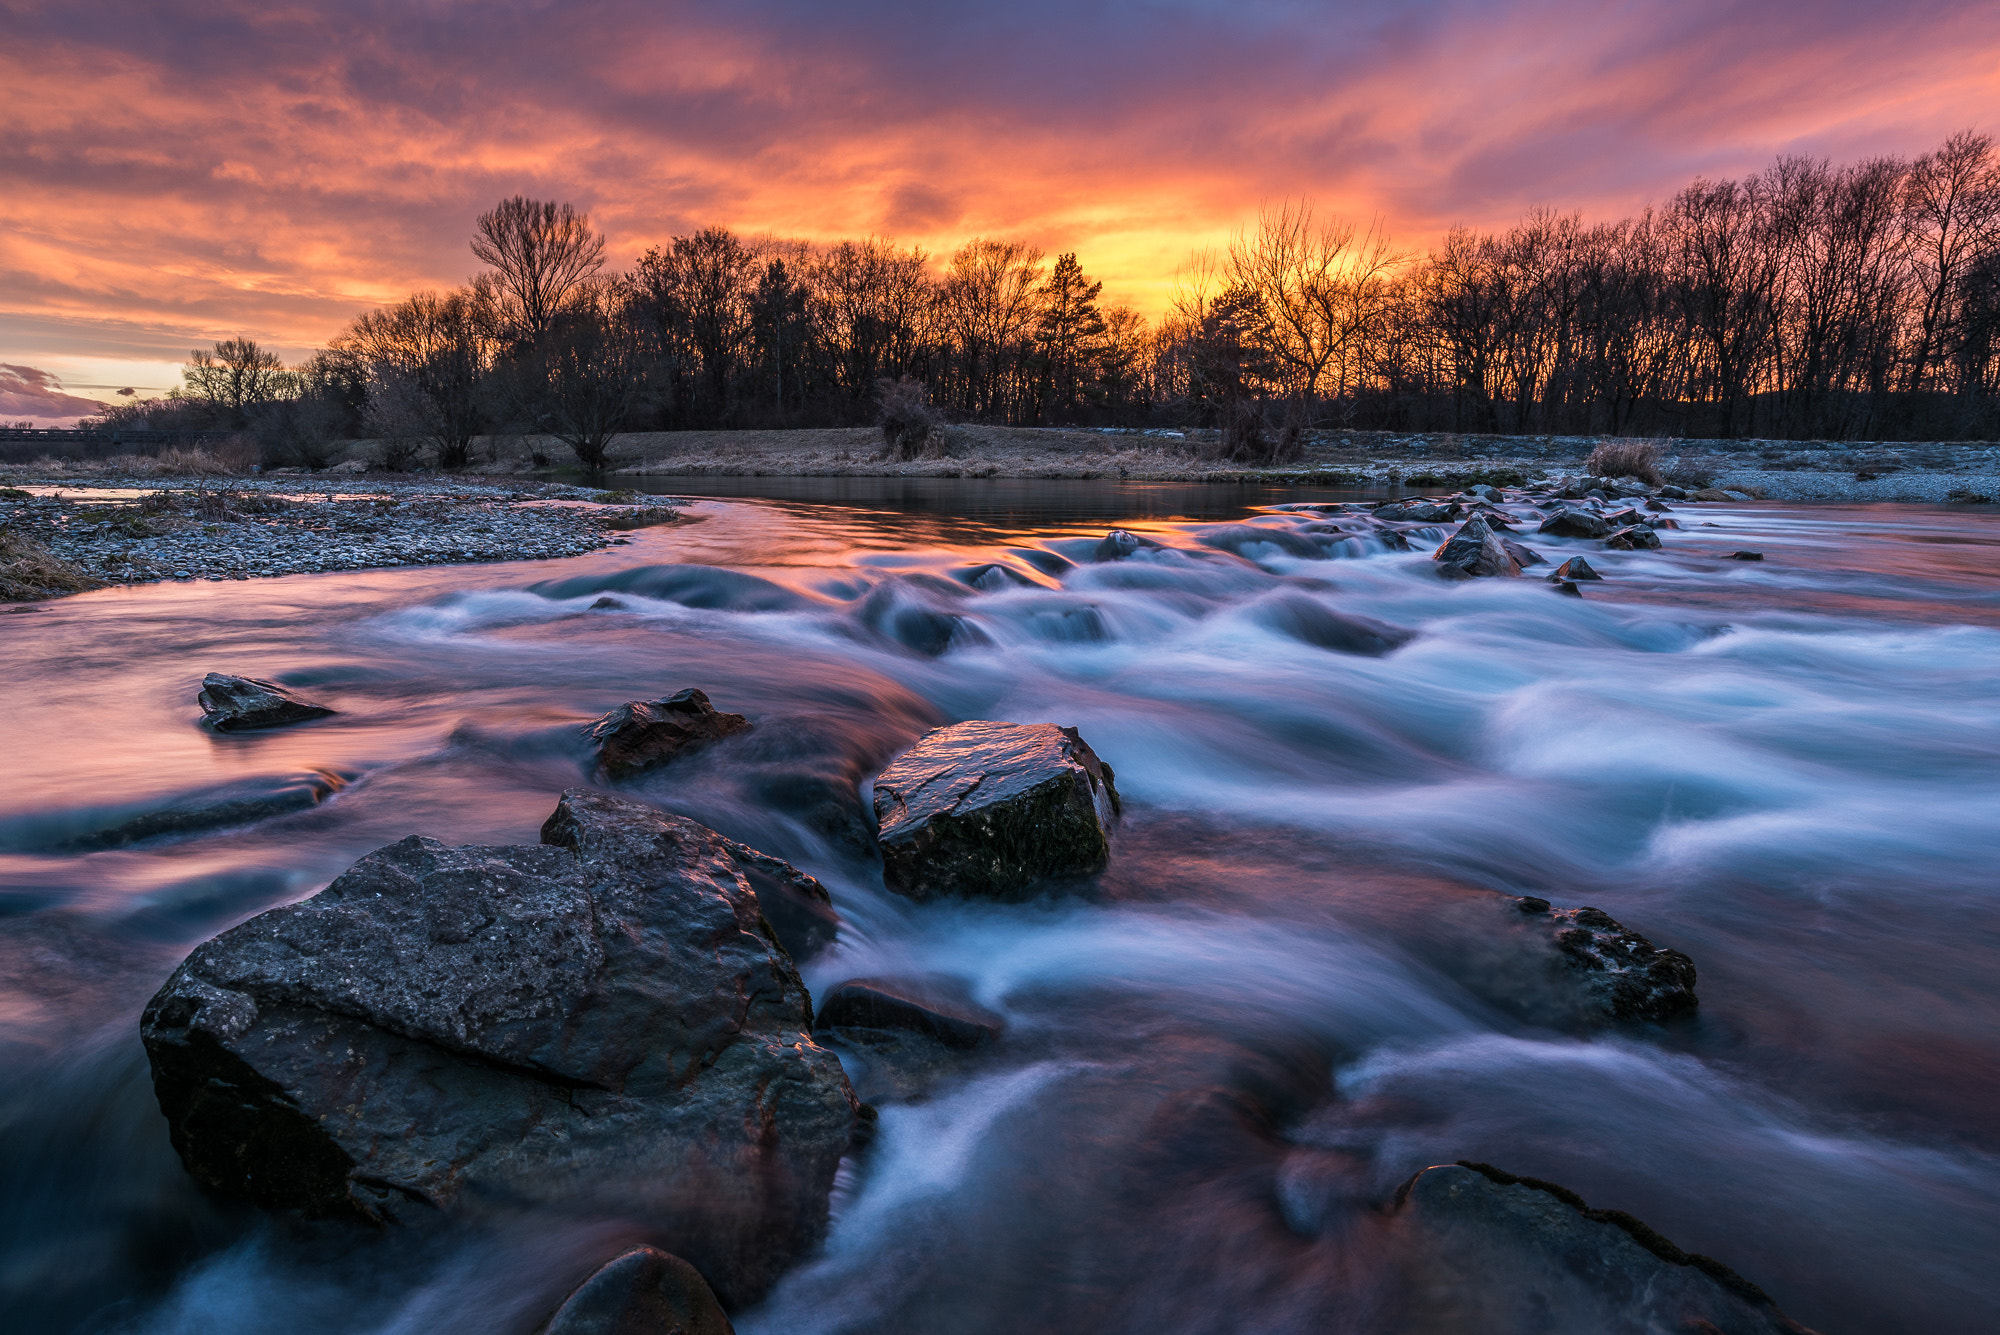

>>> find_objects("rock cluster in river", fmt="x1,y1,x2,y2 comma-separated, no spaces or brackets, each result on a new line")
872,720,1121,900
139,788,856,1308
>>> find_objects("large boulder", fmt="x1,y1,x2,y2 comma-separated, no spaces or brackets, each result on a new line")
1433,516,1522,579
585,688,751,780
139,789,857,1307
1392,1162,1816,1334
872,721,1120,901
1511,896,1698,1022
197,673,334,730
540,1247,734,1335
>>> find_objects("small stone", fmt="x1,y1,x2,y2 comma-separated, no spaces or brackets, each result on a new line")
584,689,751,780
1549,557,1602,581
1536,509,1610,539
1433,516,1522,578
540,1246,734,1335
1729,550,1764,561
197,673,335,731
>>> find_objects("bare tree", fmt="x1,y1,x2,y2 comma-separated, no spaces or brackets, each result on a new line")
181,338,294,426
1901,131,2000,395
471,197,608,345
531,279,644,471
340,289,492,469
942,239,1046,419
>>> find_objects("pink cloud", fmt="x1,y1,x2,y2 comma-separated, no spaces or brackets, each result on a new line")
0,364,106,420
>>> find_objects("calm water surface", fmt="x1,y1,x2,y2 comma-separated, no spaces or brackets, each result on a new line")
3,480,1997,1335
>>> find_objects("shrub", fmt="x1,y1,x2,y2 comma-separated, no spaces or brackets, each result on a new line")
1585,440,1663,485
878,377,943,460
0,528,102,601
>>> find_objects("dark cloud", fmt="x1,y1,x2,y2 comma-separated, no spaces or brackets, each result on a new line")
0,365,107,420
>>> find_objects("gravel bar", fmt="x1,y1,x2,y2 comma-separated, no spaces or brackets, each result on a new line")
0,478,682,589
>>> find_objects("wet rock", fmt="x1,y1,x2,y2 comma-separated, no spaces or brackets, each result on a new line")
873,720,1120,901
1644,498,1675,512
1658,485,1689,500
1550,580,1583,598
1550,557,1603,582
1257,593,1414,656
1536,509,1610,539
1650,517,1683,530
725,839,841,961
588,596,626,610
1730,550,1765,561
815,977,1005,1051
585,689,751,780
1511,896,1698,1021
1392,1162,1816,1335
1466,483,1502,502
541,1246,734,1335
1501,538,1545,568
1433,516,1522,579
1602,506,1648,529
1095,529,1164,561
1604,526,1663,551
197,673,334,731
139,789,857,1307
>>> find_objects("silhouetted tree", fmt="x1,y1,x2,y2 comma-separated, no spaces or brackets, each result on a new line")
471,197,608,345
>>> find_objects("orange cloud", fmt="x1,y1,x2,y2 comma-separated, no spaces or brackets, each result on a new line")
2,0,1996,376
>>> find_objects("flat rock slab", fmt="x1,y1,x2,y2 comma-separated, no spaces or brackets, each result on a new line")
541,1247,734,1335
1393,1162,1816,1334
872,721,1121,901
139,788,856,1308
197,673,334,730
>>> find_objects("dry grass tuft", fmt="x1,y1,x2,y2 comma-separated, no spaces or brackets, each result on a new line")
0,529,103,601
1586,439,1664,485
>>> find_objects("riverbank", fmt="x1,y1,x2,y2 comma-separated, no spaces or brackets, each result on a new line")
7,426,2000,503
0,478,680,600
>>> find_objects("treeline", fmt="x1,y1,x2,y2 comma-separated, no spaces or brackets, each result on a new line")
96,131,2000,467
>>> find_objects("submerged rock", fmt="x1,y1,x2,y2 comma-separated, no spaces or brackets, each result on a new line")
873,721,1120,901
541,1247,734,1335
1730,550,1765,561
1257,593,1415,656
1393,1162,1816,1334
9,770,348,853
197,673,334,731
1511,896,1698,1021
1550,580,1583,598
1433,516,1522,579
139,789,857,1307
584,688,750,780
815,977,1005,1051
1501,538,1546,568
1536,509,1611,539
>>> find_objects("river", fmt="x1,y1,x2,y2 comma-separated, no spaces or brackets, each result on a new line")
2,481,1997,1334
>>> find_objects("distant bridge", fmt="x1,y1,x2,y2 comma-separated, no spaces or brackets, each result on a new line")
0,426,241,463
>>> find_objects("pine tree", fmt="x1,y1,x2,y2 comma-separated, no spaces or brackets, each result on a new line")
1034,252,1108,422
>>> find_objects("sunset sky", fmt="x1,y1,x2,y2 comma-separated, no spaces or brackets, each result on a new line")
3,0,1996,418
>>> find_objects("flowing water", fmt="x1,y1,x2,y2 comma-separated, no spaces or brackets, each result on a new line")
3,481,1998,1335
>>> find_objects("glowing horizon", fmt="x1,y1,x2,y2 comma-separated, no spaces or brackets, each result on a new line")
4,0,1997,416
